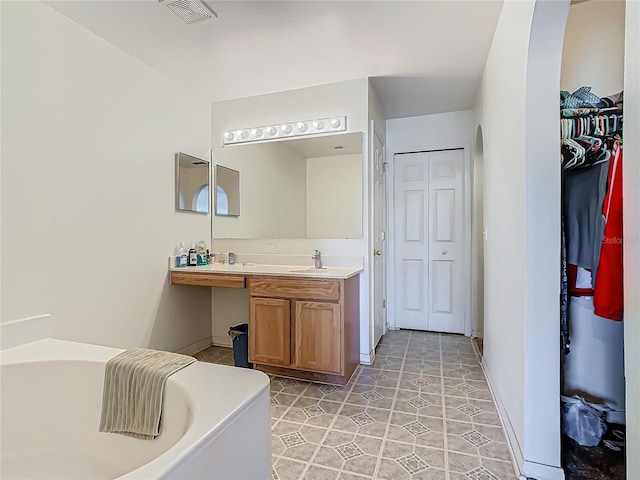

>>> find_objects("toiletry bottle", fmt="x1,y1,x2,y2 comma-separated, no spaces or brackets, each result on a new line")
228,252,236,265
176,241,188,268
188,244,198,266
196,241,207,266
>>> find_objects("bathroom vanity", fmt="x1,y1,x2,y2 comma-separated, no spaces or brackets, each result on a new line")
170,265,361,385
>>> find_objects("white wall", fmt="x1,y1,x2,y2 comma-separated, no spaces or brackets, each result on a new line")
212,142,307,239
306,154,362,239
475,1,570,478
474,0,533,474
368,79,386,141
386,110,475,332
623,0,640,476
211,79,369,146
523,2,570,476
386,110,474,155
1,2,212,353
476,2,531,467
561,0,626,95
210,79,375,362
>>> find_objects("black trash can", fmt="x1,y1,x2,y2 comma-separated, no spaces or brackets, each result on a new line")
228,324,253,368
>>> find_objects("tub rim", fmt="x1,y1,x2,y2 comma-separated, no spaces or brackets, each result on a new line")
1,339,270,479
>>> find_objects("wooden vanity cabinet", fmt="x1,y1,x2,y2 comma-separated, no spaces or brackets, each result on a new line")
248,275,360,385
249,297,291,366
294,301,341,374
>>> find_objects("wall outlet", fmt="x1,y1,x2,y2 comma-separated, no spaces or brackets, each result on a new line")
264,242,277,252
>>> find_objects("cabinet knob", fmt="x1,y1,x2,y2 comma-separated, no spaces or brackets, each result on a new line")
442,249,448,255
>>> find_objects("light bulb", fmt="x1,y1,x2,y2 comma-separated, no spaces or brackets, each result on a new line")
280,124,292,134
330,118,340,128
313,120,324,130
266,126,277,135
297,122,308,132
223,131,234,141
239,130,249,139
252,128,262,137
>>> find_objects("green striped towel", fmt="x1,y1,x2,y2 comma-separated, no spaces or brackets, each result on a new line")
99,348,196,439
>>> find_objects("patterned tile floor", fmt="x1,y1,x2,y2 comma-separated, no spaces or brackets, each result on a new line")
194,330,517,480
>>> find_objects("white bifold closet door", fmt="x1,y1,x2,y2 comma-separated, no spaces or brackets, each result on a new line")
394,149,465,334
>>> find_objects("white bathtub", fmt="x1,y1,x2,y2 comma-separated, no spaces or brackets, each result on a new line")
1,339,271,479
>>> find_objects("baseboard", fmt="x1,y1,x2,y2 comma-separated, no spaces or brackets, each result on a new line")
472,330,484,338
521,460,566,480
176,336,213,355
482,358,566,480
360,350,374,365
481,357,524,476
212,335,232,348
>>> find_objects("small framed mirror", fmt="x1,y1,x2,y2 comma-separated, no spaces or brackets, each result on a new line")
176,152,210,214
215,165,240,216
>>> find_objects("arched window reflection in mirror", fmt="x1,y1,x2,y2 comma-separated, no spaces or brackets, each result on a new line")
215,185,228,215
194,185,209,213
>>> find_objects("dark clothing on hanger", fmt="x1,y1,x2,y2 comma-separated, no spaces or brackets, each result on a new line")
562,162,609,282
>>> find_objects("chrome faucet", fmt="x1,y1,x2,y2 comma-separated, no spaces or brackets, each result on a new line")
312,250,323,269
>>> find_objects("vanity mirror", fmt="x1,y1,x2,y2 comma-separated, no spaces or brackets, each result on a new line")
176,152,209,214
212,132,363,239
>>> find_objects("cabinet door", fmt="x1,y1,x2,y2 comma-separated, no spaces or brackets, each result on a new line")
294,301,341,374
249,297,291,366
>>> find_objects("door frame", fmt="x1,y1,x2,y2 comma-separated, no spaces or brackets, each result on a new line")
387,142,472,336
369,120,388,354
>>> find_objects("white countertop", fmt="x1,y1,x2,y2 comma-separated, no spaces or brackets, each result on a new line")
169,263,362,279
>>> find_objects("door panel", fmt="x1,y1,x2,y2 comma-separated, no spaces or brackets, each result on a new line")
432,260,453,313
434,189,455,242
394,149,465,334
404,191,425,241
428,149,464,333
403,259,425,312
394,153,429,330
249,297,291,366
294,301,341,374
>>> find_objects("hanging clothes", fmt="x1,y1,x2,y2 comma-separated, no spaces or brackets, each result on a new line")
563,161,609,285
594,141,624,321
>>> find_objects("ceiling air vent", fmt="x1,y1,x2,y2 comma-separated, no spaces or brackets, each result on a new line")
163,0,217,24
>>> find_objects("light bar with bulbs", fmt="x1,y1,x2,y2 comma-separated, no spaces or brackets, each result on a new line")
222,116,347,145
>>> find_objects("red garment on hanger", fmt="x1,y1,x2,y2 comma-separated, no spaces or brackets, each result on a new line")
594,141,623,321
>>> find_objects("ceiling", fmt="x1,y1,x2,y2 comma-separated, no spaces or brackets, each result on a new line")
47,1,503,119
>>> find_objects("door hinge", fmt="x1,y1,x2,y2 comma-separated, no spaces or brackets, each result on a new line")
381,231,386,241
382,299,386,309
